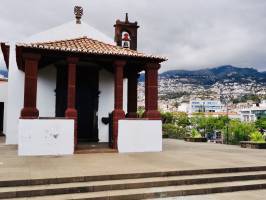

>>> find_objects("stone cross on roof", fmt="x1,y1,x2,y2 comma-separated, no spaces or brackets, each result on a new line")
74,6,83,24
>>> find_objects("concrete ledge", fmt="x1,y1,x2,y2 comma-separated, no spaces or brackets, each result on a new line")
118,120,162,153
18,119,74,156
240,141,266,149
184,137,207,142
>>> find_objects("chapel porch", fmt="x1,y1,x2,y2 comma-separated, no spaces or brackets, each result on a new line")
15,36,166,155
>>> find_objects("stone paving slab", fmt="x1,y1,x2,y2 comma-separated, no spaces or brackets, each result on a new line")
1,137,266,181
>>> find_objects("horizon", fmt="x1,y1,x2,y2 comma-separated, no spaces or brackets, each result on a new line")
0,64,266,74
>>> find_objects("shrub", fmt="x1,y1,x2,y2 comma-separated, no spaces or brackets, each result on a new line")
161,112,175,124
162,123,188,139
174,112,190,128
223,120,256,144
191,129,202,138
162,123,176,138
250,131,265,143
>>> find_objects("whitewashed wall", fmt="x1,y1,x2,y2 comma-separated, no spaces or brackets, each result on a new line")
0,82,7,102
0,80,8,134
5,45,24,144
98,69,127,142
18,119,74,156
118,120,162,153
98,70,114,142
37,65,56,117
5,50,57,144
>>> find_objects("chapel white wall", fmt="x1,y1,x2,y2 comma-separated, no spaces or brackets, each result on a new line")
5,48,56,144
18,119,74,156
5,45,24,144
118,120,162,153
37,65,56,117
98,69,127,143
0,81,8,134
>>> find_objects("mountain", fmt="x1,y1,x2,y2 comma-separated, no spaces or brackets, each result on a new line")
0,69,8,78
140,65,266,86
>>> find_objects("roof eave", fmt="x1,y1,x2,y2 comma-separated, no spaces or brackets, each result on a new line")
1,42,10,69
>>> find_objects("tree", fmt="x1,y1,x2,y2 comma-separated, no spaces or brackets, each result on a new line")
255,117,266,130
173,112,190,128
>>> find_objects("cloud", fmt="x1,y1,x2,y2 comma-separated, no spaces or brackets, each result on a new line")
0,0,266,71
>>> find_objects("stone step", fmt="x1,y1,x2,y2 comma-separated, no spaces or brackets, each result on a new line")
13,179,266,200
1,165,266,187
1,171,266,199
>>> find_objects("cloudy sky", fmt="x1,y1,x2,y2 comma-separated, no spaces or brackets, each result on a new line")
1,0,266,72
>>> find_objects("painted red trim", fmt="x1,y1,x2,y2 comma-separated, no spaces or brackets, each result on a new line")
20,53,41,119
112,60,126,149
0,43,10,69
144,63,161,120
65,57,79,147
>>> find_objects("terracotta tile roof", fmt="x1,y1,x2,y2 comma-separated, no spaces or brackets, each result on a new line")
17,36,166,61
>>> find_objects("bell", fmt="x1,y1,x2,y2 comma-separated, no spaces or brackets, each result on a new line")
122,41,130,48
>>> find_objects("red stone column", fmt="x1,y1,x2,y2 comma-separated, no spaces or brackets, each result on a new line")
65,57,79,147
20,53,41,119
126,69,139,118
112,60,126,149
143,63,161,119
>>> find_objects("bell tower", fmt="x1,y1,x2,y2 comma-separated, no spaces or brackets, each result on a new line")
114,13,139,50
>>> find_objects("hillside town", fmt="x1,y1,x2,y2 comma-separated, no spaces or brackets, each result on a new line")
138,77,266,122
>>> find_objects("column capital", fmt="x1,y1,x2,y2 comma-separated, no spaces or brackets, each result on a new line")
67,57,79,64
145,62,161,70
22,53,41,61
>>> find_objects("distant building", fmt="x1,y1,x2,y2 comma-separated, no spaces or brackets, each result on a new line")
189,100,223,113
177,102,189,113
239,102,266,122
203,112,240,119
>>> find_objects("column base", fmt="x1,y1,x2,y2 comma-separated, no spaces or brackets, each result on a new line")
112,109,125,149
65,108,78,118
143,110,161,120
20,107,39,119
126,112,138,118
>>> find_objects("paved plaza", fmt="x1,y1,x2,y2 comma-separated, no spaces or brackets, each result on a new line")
1,137,266,181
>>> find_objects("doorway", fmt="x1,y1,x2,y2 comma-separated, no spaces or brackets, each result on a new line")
0,102,4,135
55,65,99,143
76,67,99,143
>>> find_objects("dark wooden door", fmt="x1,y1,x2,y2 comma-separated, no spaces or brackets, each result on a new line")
0,102,4,134
55,66,68,117
76,67,99,142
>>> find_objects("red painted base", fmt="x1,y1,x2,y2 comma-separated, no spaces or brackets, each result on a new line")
143,110,161,120
126,112,138,118
112,109,125,149
20,107,39,119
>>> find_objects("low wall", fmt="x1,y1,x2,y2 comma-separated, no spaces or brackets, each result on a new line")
118,119,162,153
18,119,74,156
